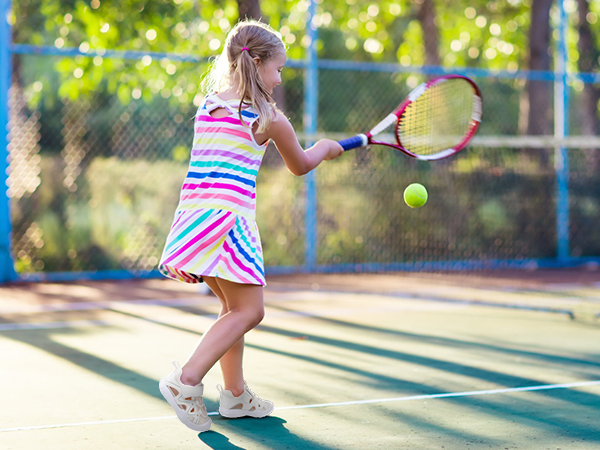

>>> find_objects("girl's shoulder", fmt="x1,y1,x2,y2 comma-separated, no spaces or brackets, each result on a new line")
198,93,260,124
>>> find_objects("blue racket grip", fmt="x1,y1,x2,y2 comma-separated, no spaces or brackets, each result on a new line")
338,134,368,151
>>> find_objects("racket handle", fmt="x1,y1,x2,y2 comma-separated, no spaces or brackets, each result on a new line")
338,134,368,151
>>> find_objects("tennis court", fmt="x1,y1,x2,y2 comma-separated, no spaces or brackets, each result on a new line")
1,270,599,449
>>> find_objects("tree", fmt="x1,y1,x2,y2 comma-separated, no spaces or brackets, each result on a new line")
416,0,441,66
577,0,600,135
11,0,240,105
238,0,262,20
525,0,554,167
576,0,600,170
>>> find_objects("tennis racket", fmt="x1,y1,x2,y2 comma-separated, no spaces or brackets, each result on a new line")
338,74,482,160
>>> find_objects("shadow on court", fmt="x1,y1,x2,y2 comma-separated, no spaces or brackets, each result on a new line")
200,416,334,450
3,327,161,397
0,305,222,413
1,272,599,449
155,300,600,446
246,327,600,443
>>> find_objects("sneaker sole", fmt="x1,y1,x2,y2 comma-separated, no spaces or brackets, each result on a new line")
218,404,274,419
159,378,212,432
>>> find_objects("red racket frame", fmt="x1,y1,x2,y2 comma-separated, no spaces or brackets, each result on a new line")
338,74,483,161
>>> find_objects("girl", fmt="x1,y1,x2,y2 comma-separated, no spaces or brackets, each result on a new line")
157,19,343,432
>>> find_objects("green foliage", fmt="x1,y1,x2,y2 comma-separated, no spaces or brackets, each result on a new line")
85,157,184,268
17,148,600,273
12,0,589,136
256,166,306,266
12,0,588,111
314,148,562,265
15,155,186,272
13,0,235,107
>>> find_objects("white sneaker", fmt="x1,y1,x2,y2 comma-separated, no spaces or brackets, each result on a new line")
159,361,212,432
218,382,274,418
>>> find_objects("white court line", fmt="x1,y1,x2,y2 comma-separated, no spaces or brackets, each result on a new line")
2,380,599,433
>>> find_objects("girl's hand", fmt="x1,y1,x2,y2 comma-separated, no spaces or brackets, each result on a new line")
320,139,344,160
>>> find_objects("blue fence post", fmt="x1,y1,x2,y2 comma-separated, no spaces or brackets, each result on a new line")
0,0,17,283
555,0,570,261
303,0,318,271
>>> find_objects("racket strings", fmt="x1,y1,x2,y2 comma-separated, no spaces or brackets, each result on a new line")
398,79,475,156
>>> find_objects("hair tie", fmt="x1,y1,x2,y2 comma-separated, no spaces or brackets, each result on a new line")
241,47,249,52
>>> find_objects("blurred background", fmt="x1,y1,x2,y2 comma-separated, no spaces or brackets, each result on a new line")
2,0,600,283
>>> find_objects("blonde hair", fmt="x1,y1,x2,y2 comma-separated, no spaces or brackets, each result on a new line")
201,20,285,133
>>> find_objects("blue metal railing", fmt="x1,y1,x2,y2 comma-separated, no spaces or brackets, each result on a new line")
1,0,17,283
555,0,570,261
303,0,319,272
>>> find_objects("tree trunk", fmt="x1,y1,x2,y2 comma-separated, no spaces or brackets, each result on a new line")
416,0,441,66
526,0,554,167
577,1,600,129
237,0,262,21
577,0,600,171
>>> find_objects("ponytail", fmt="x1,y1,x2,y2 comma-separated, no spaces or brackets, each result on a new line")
201,20,285,133
233,43,278,132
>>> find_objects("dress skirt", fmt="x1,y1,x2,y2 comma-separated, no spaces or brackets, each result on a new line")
159,208,266,286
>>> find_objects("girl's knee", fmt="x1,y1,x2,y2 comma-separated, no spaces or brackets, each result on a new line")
238,304,264,330
247,306,265,329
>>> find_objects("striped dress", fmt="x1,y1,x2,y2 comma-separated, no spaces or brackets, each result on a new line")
159,94,267,286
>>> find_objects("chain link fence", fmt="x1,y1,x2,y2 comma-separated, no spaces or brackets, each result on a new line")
6,52,600,279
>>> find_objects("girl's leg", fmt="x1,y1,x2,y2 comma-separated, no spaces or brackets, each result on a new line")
201,277,246,396
179,277,264,392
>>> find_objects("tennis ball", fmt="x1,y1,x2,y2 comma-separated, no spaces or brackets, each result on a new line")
404,183,428,208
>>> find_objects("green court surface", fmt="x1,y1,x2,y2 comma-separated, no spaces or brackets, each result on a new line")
1,271,599,449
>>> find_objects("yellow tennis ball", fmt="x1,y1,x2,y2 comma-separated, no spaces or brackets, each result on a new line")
404,183,428,208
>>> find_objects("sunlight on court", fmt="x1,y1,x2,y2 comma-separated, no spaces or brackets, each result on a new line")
1,272,599,449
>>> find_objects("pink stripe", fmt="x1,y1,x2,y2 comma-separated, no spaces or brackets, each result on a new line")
219,249,254,284
201,115,245,126
220,256,252,284
181,193,254,210
182,182,253,198
196,126,252,141
191,149,260,167
171,233,225,269
174,218,235,267
162,214,233,266
222,241,263,284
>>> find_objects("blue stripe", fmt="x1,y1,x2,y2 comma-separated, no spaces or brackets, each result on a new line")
241,110,258,119
186,170,255,187
230,230,264,277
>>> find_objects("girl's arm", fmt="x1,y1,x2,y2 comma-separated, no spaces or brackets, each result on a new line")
256,111,343,176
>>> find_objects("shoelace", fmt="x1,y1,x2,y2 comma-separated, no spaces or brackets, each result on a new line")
245,384,258,399
244,383,267,407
